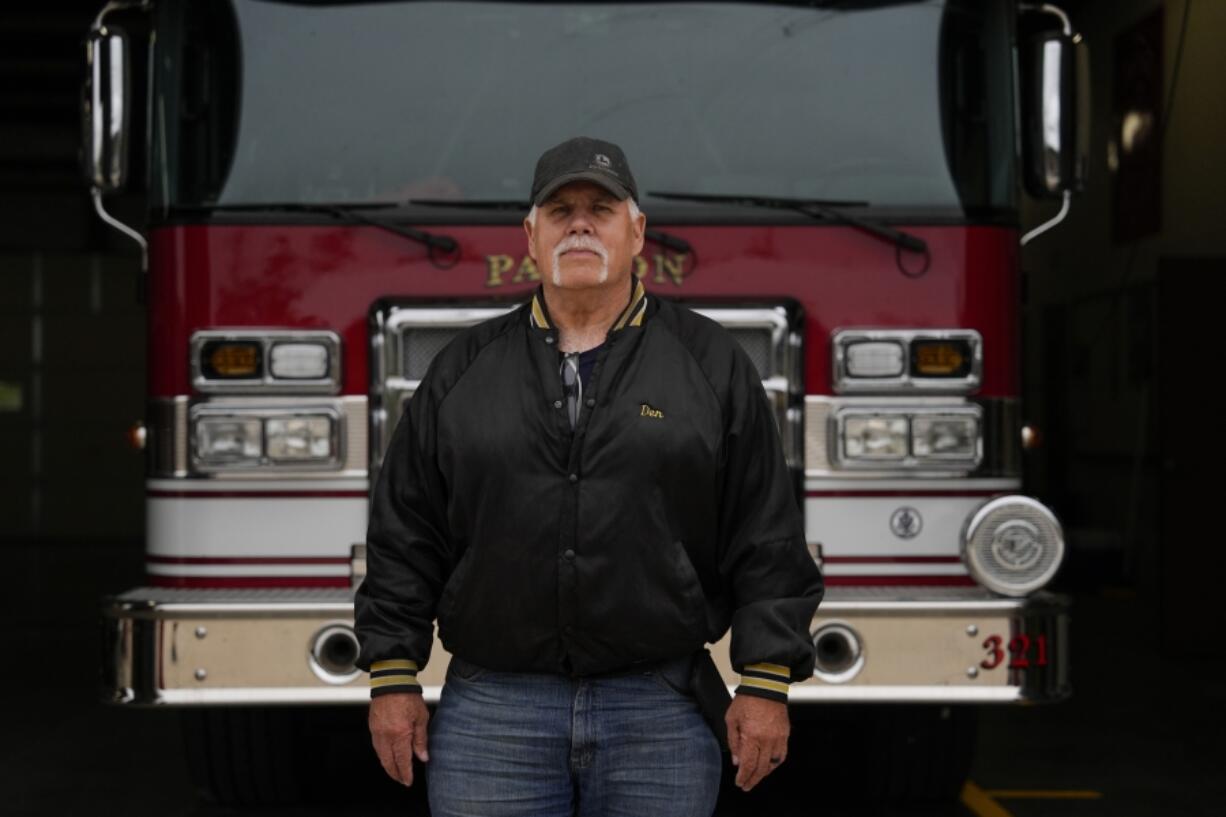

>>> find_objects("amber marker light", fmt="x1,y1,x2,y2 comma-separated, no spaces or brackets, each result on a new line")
202,341,262,379
911,339,972,377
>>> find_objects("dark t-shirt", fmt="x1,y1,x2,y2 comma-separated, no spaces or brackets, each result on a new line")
560,338,609,392
576,338,607,390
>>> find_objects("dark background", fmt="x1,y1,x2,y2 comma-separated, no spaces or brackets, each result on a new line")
1,1,1222,815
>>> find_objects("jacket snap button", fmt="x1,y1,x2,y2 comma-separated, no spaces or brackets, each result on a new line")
553,399,563,409
568,473,578,483
585,398,595,407
564,549,575,560
545,335,555,344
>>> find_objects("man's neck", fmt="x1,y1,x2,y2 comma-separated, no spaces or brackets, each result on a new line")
542,278,632,353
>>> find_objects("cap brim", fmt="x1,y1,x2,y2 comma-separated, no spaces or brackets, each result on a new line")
533,171,632,206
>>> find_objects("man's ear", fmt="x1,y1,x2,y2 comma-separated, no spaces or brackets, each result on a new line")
631,207,646,257
524,213,538,262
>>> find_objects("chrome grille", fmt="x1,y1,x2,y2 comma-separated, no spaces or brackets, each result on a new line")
804,399,832,472
369,300,804,476
727,328,773,380
402,328,461,379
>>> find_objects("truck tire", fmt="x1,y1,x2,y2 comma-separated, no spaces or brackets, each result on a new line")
179,707,304,806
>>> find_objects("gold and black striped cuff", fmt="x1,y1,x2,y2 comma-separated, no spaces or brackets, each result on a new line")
735,662,791,703
370,659,423,697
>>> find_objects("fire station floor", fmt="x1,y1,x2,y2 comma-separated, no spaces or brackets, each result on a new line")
3,539,1222,817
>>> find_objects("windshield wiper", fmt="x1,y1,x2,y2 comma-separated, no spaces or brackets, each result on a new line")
300,203,460,254
646,191,927,254
184,202,460,256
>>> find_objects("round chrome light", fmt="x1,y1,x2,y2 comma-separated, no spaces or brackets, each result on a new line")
811,621,865,684
308,623,362,684
961,495,1064,597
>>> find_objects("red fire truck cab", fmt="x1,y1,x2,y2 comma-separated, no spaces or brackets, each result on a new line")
87,0,1087,804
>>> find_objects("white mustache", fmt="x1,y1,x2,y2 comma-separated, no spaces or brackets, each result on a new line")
552,235,610,285
554,234,608,261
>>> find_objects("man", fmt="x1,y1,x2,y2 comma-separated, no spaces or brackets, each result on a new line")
354,136,823,816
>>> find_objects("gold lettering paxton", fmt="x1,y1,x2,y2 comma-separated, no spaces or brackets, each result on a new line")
484,253,690,288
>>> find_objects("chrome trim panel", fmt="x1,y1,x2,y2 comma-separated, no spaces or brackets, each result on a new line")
148,396,189,477
805,478,1022,491
805,395,1020,479
148,396,367,479
110,586,356,606
832,328,983,394
190,329,342,394
103,585,1067,706
788,686,1045,703
145,477,369,492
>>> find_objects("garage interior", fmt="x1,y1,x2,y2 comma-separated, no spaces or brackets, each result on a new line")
1,1,1222,815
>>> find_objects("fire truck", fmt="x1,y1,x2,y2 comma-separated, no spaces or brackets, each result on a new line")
88,0,1086,806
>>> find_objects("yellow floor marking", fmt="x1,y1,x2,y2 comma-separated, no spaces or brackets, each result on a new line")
961,781,1014,817
986,790,1104,800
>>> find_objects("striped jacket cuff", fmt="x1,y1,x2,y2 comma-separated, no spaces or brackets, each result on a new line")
369,659,423,697
735,662,791,703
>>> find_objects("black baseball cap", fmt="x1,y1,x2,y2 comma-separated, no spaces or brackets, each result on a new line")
530,136,639,206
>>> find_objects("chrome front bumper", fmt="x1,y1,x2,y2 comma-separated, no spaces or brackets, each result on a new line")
763,586,1070,703
102,586,1069,706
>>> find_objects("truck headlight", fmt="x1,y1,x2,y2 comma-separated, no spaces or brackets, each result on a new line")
842,414,908,459
266,416,334,461
191,407,341,470
912,414,978,459
961,495,1064,597
269,342,331,379
834,405,982,469
195,417,262,465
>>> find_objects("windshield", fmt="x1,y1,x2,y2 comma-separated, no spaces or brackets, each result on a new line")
153,0,1017,220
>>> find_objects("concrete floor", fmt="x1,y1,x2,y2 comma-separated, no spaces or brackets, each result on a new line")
4,540,1221,817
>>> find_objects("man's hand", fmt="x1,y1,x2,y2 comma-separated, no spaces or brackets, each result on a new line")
369,692,430,786
725,693,789,792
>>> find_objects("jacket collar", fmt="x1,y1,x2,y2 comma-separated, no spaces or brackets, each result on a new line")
529,277,649,332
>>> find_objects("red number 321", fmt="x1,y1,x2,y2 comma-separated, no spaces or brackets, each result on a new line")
980,634,1048,670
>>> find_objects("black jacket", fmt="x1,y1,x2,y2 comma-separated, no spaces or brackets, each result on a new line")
355,278,824,702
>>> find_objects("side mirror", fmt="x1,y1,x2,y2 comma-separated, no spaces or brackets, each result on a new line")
1022,31,1089,198
82,25,131,192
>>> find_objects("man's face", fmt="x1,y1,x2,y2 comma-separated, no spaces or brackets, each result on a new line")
524,181,646,291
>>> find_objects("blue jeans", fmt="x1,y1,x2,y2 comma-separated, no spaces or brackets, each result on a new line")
426,655,723,817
